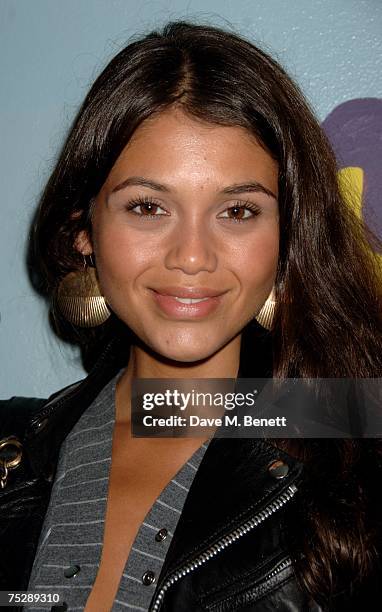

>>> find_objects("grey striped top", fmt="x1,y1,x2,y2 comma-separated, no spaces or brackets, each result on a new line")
25,371,210,611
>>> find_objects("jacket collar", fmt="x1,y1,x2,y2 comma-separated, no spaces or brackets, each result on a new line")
23,335,126,479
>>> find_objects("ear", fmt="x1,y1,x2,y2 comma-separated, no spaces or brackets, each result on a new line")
74,230,93,256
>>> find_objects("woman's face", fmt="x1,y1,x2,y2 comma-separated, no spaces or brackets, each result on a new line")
81,107,279,362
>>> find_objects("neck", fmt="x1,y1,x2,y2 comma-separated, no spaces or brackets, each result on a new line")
115,334,242,427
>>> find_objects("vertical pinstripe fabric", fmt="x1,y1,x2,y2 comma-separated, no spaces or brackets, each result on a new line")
25,371,210,611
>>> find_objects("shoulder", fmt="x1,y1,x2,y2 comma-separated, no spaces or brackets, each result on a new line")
0,380,81,438
0,396,48,420
0,396,47,441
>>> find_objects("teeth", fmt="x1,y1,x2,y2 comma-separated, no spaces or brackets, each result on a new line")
173,297,210,304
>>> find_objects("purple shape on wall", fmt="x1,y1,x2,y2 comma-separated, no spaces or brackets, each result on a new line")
321,97,382,242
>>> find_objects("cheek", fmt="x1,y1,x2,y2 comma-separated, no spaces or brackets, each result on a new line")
230,225,279,285
92,222,154,290
94,223,158,274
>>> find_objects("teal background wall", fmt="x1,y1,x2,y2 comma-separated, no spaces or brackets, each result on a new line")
1,0,381,398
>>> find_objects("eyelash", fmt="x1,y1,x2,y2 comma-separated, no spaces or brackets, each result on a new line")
123,195,261,223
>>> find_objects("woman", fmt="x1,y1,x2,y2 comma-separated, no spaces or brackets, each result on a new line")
1,19,382,612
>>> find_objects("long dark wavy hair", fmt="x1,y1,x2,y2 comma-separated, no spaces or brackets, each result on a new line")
29,20,382,610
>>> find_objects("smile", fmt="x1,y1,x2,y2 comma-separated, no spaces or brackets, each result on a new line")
150,290,224,318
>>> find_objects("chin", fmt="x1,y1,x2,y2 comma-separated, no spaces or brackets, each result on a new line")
161,345,217,364
148,337,221,365
130,322,234,365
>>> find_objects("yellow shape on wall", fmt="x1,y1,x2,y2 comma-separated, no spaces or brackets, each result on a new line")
338,166,363,219
338,166,382,269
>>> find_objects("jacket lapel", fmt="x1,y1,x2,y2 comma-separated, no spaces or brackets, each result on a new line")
157,435,303,580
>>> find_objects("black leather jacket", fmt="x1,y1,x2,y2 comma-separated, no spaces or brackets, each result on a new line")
0,337,373,611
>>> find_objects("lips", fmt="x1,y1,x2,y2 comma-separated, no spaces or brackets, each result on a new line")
149,287,225,318
151,286,224,299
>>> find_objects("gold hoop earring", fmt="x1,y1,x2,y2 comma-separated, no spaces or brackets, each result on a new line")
55,255,111,327
254,286,276,331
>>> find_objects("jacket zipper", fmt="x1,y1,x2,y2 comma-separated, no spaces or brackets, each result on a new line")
217,556,293,609
254,555,292,588
149,482,298,612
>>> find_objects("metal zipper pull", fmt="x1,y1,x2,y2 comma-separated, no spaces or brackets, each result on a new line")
0,436,23,489
150,483,298,611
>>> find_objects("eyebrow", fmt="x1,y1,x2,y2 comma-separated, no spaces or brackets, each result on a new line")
110,176,277,200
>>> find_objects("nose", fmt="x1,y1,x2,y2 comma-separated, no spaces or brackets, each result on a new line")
164,218,218,275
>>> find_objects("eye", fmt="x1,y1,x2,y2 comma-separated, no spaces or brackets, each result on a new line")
124,195,168,219
123,196,261,223
218,201,261,223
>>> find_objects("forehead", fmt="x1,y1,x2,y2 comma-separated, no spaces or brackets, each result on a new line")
103,107,278,192
129,106,260,144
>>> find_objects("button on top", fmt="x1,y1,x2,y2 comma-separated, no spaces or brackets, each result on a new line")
142,570,156,585
64,564,81,578
155,528,168,542
268,459,289,479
